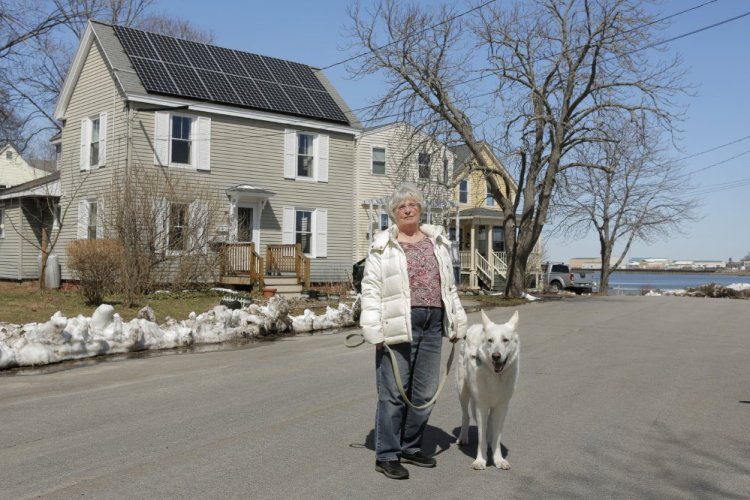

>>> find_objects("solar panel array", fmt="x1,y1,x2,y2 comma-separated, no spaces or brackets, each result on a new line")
113,25,350,124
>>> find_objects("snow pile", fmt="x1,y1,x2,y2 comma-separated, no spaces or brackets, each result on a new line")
0,296,358,370
521,292,540,301
644,283,750,298
727,283,750,291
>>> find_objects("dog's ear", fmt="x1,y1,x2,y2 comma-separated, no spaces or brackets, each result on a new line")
481,309,492,331
506,310,519,331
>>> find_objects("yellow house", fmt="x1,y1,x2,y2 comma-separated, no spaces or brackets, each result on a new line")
449,142,541,290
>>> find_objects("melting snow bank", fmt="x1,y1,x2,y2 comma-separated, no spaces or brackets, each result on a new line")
0,295,359,370
644,283,750,298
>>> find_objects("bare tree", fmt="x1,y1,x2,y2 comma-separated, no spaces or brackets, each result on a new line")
347,0,686,296
0,0,213,152
553,117,698,293
107,162,222,307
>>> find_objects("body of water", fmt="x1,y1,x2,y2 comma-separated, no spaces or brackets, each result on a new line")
586,271,750,293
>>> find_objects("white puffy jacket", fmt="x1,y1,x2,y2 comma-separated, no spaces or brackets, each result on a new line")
360,224,467,345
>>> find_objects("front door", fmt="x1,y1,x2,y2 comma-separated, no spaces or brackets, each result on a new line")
477,225,488,258
238,206,254,243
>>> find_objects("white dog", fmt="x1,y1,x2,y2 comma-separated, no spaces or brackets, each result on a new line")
456,310,520,470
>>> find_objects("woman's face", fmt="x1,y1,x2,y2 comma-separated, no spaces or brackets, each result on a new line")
394,198,421,229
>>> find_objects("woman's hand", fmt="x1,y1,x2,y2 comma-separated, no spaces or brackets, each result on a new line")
450,337,460,344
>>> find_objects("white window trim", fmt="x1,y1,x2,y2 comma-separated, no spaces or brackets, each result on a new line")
282,206,327,258
418,151,431,179
283,129,329,183
80,112,107,170
371,145,387,176
0,207,5,239
458,179,469,204
234,201,262,246
154,112,211,171
77,198,103,239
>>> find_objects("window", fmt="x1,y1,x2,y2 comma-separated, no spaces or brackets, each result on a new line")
171,115,192,165
80,113,106,170
78,199,102,240
90,117,100,166
372,147,386,175
5,151,11,160
486,179,495,206
284,129,328,182
282,207,327,258
154,112,210,170
380,212,389,230
0,207,4,238
55,144,62,170
418,152,431,179
459,180,468,203
238,206,254,242
443,156,449,184
297,133,314,177
53,204,61,230
168,203,188,250
87,201,98,240
295,210,313,253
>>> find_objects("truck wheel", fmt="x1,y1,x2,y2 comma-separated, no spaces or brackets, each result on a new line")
550,281,562,292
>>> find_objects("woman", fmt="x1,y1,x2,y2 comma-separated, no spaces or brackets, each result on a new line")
360,183,467,480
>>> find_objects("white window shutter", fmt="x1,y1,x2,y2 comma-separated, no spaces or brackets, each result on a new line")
80,119,90,171
283,129,296,179
315,208,327,258
189,200,209,252
153,198,168,252
154,112,170,166
98,112,107,167
228,199,238,242
282,207,295,244
96,199,104,239
316,134,329,183
194,116,211,171
77,200,89,239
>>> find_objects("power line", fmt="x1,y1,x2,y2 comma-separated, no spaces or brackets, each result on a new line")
319,0,498,70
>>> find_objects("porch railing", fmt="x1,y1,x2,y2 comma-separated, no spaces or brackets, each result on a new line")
220,242,265,288
266,244,310,288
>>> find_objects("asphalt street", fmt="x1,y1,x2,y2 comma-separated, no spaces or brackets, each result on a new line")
1,295,749,499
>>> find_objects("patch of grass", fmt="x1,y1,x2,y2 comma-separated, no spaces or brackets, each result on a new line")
0,282,231,324
462,294,529,308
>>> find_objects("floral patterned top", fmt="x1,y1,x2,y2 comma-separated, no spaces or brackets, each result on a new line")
401,237,443,308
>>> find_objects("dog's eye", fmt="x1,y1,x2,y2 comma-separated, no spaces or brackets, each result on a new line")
502,338,509,343
487,338,493,343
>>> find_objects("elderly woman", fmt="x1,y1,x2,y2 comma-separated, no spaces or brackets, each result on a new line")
360,183,467,480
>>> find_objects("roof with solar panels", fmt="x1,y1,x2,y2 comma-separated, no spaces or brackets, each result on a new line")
54,21,361,130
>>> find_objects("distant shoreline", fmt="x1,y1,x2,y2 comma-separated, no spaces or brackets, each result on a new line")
571,268,750,276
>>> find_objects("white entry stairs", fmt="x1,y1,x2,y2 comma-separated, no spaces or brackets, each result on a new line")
263,275,303,298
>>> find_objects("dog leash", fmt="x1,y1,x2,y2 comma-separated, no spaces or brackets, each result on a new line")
345,332,456,410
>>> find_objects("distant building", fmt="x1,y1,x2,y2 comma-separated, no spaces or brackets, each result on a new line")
692,260,726,270
569,257,620,269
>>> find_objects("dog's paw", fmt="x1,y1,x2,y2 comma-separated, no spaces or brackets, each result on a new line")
471,459,487,470
494,458,510,470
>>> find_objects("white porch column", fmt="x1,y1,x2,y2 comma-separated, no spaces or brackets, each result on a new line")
470,223,477,288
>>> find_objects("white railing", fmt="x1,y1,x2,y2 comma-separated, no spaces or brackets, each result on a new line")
475,251,493,284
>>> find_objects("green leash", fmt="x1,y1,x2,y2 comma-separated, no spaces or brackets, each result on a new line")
345,332,456,410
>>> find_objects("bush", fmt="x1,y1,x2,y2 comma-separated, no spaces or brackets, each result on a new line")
66,240,124,304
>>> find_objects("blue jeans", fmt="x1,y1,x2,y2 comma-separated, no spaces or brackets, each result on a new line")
375,307,443,462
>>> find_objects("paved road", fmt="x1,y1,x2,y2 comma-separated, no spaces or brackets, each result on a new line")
1,296,749,499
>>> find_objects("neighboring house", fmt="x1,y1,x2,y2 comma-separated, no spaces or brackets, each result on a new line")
353,122,454,262
0,144,52,191
0,172,60,281
449,142,541,290
50,21,362,290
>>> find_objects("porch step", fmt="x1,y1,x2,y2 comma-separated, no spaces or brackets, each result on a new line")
263,276,303,298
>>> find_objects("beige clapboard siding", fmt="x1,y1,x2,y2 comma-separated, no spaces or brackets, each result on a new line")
353,123,452,261
57,40,127,279
0,201,23,280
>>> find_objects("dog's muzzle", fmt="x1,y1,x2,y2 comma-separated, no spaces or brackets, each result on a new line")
491,353,506,374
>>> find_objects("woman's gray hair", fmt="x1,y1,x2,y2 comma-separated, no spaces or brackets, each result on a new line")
387,182,425,220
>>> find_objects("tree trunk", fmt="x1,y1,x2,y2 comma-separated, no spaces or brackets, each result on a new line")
39,227,48,289
599,246,613,295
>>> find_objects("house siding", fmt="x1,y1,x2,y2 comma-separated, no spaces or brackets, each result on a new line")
0,201,23,280
0,148,49,188
353,124,452,261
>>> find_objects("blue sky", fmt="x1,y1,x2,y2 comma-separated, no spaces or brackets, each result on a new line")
159,0,750,262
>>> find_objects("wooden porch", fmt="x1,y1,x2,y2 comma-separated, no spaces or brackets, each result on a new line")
459,249,542,291
219,243,310,295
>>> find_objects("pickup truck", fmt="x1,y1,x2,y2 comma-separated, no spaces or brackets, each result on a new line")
541,262,597,294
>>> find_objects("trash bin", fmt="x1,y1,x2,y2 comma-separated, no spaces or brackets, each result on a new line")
352,258,366,293
44,254,61,289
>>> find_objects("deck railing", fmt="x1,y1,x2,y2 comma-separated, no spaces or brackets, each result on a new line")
220,242,265,288
266,244,310,288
